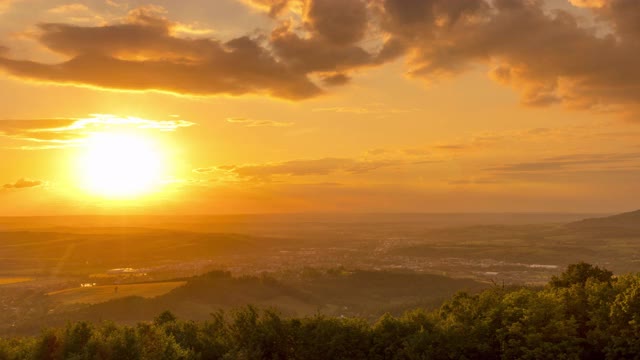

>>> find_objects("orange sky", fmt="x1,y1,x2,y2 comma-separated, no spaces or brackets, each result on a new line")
1,0,639,215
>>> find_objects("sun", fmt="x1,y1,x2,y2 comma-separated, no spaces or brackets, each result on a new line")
78,132,165,198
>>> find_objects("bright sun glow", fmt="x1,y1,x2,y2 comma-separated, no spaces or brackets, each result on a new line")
79,132,164,198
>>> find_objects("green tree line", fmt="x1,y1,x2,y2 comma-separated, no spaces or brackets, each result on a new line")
2,263,640,359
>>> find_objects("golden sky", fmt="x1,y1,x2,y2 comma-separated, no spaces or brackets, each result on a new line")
1,0,639,215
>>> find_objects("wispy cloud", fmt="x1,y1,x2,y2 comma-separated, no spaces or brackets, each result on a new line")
0,115,196,149
226,117,293,127
47,3,90,14
2,178,42,189
487,152,640,173
195,155,438,182
312,104,419,115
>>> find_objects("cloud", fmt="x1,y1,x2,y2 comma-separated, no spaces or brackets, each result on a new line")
448,178,502,186
381,0,640,116
568,0,607,8
105,0,127,9
266,0,400,80
320,73,350,86
269,22,379,75
3,178,43,189
194,156,428,181
63,115,196,131
0,2,397,97
487,152,640,173
244,0,640,116
47,3,90,14
0,119,84,143
0,7,321,100
312,103,418,114
313,106,375,114
306,0,368,46
1,0,640,116
226,117,293,127
432,144,469,151
0,115,196,148
240,0,291,17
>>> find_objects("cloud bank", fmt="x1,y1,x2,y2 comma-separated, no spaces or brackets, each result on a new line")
0,7,321,100
0,1,639,116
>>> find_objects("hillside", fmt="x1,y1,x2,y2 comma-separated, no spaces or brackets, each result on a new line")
569,209,640,230
3,263,640,360
4,269,486,335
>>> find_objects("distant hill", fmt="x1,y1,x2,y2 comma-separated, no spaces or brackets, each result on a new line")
569,210,640,230
6,270,486,335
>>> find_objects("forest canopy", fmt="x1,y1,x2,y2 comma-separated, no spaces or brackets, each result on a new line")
2,263,640,360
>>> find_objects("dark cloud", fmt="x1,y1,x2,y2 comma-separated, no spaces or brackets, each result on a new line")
268,0,399,81
270,22,378,74
229,0,640,118
0,2,397,95
306,0,368,45
380,0,490,39
246,0,370,46
3,178,43,189
377,0,640,115
1,1,640,114
0,9,321,100
597,0,640,42
321,73,351,86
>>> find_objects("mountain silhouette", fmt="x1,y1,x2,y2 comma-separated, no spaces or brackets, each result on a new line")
569,209,640,230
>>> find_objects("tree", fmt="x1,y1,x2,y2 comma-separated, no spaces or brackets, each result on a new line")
605,274,640,359
550,262,613,288
154,311,178,326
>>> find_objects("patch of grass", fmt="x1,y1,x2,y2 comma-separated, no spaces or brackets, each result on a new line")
47,281,186,305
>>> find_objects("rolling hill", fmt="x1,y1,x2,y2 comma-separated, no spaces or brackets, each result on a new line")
4,270,487,335
569,209,640,230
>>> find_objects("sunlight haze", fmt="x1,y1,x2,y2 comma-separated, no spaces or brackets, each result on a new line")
0,0,638,215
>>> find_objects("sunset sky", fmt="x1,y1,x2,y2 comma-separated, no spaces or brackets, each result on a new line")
1,0,639,215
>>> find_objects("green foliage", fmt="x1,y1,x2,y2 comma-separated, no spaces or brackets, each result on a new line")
550,262,613,288
605,274,640,359
3,263,640,359
154,311,178,326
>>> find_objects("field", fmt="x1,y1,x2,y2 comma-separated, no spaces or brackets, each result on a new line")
1,212,639,336
0,277,32,286
47,281,186,305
